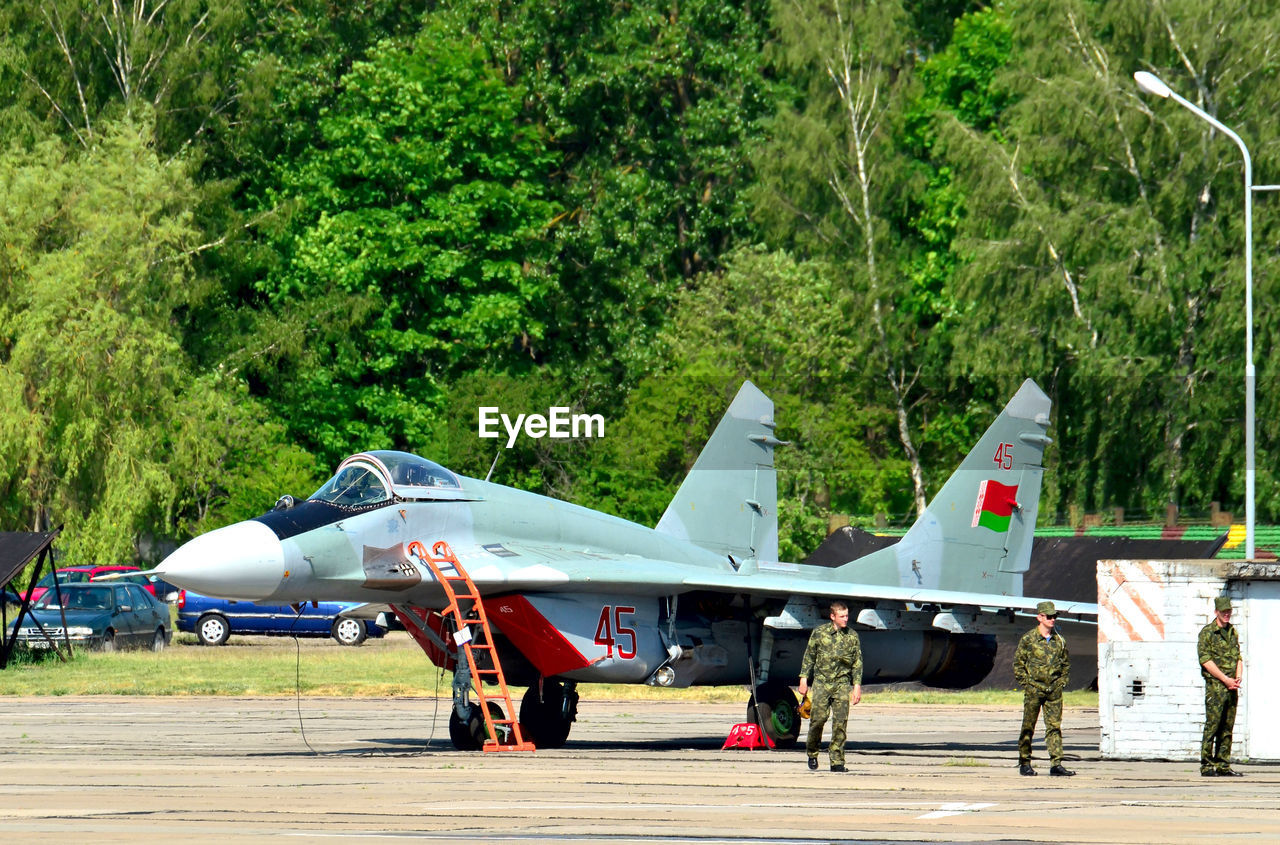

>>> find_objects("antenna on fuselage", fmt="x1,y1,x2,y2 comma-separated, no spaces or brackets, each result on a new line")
485,450,501,483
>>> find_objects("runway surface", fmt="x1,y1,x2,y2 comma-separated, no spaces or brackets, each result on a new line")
0,696,1276,843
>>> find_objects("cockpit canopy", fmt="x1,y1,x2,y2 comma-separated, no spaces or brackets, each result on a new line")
310,451,465,506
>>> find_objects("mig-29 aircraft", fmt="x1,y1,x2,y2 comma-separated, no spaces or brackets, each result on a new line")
155,379,1097,749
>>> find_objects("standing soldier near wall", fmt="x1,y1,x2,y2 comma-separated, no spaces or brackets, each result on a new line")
798,600,862,772
1013,600,1075,776
1198,595,1244,777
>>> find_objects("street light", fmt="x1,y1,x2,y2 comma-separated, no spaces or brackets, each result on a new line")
1134,70,1276,561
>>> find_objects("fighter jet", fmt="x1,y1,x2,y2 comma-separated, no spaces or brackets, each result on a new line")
155,379,1096,749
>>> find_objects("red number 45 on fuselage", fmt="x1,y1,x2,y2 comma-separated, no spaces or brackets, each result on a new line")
593,605,637,659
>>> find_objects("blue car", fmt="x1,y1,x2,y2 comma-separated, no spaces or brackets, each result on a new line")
176,590,385,646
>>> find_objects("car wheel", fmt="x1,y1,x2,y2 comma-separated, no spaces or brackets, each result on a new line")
331,617,367,646
197,613,231,646
99,630,117,652
151,627,166,652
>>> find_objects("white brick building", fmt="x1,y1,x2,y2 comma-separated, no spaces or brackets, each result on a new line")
1098,559,1280,761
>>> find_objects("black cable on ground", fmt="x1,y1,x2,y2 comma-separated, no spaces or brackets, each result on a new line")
291,608,321,755
289,607,449,756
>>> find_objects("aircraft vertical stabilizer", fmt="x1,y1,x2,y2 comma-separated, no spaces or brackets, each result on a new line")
837,379,1052,596
655,381,781,562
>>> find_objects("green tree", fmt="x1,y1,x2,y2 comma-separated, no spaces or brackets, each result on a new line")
0,118,317,563
590,247,907,558
452,0,777,382
0,0,250,153
246,25,559,465
203,0,435,198
899,6,1012,329
931,0,1280,519
752,0,948,516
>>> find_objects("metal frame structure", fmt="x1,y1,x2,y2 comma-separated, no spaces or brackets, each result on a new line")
0,529,72,668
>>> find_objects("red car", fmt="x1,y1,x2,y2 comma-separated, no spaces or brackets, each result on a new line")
27,566,173,603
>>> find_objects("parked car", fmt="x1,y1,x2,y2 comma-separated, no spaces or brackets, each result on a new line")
27,565,176,603
7,582,171,652
176,590,385,646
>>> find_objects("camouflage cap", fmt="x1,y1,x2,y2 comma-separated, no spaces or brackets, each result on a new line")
1214,596,1233,612
1036,600,1056,616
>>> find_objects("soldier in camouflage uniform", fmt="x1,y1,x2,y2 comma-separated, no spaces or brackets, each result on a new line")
799,600,862,772
1013,600,1074,776
1198,595,1244,777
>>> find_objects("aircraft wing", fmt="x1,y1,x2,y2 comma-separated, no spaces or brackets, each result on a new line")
681,570,1098,621
451,543,1097,630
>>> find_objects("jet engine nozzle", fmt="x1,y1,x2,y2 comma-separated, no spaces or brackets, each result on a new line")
156,520,286,600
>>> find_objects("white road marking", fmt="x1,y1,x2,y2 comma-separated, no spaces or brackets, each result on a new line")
916,801,996,820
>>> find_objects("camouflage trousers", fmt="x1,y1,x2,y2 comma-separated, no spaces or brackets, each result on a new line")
1018,688,1063,765
806,681,852,766
1201,683,1238,773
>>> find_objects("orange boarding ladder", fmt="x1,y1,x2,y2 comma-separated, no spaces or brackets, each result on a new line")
406,539,535,752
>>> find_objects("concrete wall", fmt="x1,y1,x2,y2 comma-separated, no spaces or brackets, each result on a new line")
1098,559,1280,761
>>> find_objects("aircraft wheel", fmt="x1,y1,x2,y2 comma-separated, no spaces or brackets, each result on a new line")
197,613,231,646
448,700,507,750
519,681,578,748
331,617,367,646
747,681,799,748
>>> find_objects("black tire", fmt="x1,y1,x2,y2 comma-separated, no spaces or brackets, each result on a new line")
331,617,367,646
151,628,166,652
519,681,578,748
197,613,231,646
98,630,117,652
747,681,800,748
448,700,507,750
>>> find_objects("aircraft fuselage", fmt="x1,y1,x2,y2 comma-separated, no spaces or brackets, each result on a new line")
161,466,992,690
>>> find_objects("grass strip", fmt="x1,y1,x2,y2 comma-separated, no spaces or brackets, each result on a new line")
0,633,1099,706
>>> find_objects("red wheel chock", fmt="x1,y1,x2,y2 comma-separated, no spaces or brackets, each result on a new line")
722,722,775,750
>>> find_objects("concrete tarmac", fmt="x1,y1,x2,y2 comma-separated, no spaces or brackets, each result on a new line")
0,696,1276,843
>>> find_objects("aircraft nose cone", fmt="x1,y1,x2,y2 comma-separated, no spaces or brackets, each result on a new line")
156,520,285,600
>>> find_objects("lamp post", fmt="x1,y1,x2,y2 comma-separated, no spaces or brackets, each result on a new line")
1134,70,1274,561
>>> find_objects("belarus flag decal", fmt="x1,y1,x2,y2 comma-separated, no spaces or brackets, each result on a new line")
971,479,1019,532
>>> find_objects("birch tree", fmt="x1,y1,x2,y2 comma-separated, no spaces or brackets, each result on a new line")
934,0,1280,517
0,0,247,152
753,0,933,515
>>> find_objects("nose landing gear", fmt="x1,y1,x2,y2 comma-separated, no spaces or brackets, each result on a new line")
450,700,511,750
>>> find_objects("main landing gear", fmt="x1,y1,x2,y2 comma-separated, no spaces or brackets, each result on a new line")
519,679,579,749
747,680,800,748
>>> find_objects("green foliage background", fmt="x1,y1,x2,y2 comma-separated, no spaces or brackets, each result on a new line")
2,0,1279,570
